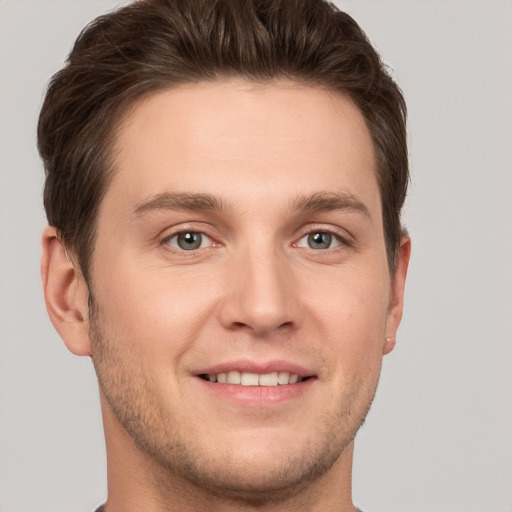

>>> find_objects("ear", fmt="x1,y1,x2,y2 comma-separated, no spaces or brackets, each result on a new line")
383,235,411,355
41,226,92,356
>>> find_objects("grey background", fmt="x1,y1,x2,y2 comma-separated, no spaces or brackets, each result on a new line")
1,1,511,511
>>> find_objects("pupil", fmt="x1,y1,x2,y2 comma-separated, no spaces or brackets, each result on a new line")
309,232,331,249
178,232,201,250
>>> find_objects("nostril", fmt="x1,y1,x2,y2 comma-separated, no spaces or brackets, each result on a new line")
227,320,295,337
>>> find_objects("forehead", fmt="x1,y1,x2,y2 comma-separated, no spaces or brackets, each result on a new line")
105,79,379,216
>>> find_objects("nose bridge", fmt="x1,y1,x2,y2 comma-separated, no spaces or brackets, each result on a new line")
221,238,295,336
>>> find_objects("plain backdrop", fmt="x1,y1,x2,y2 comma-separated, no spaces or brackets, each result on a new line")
0,1,511,511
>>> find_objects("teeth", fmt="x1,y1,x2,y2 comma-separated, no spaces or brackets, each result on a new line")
206,371,302,386
277,371,290,384
240,372,259,386
258,372,278,386
227,371,241,384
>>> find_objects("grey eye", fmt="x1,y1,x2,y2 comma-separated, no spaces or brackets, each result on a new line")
168,231,208,251
308,232,332,249
296,231,341,250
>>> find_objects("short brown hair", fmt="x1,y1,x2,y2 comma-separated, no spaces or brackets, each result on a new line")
38,0,408,281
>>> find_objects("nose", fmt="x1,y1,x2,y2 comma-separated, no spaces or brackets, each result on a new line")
218,246,297,337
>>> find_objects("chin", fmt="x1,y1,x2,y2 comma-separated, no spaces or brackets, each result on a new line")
162,442,344,505
125,417,353,506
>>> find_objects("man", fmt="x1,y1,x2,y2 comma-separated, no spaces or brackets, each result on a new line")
39,0,410,510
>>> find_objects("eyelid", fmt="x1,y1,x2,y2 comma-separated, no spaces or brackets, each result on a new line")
159,224,221,254
293,225,353,249
295,232,343,250
156,222,353,255
165,231,212,250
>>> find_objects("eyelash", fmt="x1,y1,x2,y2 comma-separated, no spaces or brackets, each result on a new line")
160,226,351,255
161,230,217,253
294,229,348,251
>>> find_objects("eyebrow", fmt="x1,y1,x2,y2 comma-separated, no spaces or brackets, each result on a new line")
293,192,370,217
133,190,370,218
133,192,228,217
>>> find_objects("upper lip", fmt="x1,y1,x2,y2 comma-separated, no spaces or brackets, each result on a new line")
194,360,315,378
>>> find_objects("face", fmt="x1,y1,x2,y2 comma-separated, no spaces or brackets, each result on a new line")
86,80,407,500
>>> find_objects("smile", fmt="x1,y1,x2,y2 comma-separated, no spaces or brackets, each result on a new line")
199,371,307,386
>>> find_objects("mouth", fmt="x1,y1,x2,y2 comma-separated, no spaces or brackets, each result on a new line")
198,371,311,386
194,362,316,405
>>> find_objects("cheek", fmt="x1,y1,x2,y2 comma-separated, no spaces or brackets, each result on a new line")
307,265,390,370
90,255,218,360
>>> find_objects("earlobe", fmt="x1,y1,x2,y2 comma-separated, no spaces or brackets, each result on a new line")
41,226,92,356
383,336,396,355
384,235,411,355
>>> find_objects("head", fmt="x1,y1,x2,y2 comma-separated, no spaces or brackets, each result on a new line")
39,0,407,284
39,0,410,507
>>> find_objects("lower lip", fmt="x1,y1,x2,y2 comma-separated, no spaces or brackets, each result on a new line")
196,377,315,406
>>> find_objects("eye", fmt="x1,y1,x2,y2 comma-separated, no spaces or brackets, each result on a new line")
296,231,342,250
165,231,212,251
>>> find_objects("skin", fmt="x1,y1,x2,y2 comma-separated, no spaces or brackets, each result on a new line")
42,79,410,512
